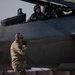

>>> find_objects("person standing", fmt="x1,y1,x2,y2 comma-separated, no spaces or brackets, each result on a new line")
10,33,27,75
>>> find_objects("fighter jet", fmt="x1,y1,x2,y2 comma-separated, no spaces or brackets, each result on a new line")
0,0,75,70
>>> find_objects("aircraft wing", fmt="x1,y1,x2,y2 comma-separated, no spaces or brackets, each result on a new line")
21,0,75,8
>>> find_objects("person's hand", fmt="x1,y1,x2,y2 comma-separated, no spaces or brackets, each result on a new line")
23,45,27,50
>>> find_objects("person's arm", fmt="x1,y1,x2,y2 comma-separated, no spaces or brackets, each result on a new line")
14,43,26,55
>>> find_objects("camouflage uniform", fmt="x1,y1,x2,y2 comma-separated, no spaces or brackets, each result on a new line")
10,40,27,75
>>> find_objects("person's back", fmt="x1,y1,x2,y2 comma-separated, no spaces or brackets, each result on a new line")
27,5,45,22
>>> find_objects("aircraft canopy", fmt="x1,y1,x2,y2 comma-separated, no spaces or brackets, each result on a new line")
21,0,75,8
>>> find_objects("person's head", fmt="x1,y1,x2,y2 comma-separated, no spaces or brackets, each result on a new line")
15,33,23,42
34,5,41,13
43,5,51,14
